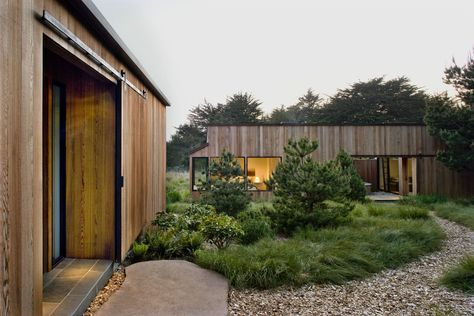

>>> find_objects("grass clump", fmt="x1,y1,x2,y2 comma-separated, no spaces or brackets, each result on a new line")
195,203,444,289
432,202,474,230
367,203,429,220
440,255,474,294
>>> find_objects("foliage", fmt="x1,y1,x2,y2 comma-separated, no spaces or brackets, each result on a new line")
424,49,474,171
199,150,251,216
132,242,149,259
400,194,449,207
319,77,427,124
432,201,474,230
424,94,474,171
367,204,429,220
237,208,274,245
266,89,322,123
268,138,353,234
440,255,474,294
200,213,244,249
166,124,207,170
167,92,265,170
166,172,191,204
195,203,444,289
144,228,203,259
336,151,367,202
443,48,474,107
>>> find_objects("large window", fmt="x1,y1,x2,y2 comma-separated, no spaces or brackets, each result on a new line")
192,157,209,191
247,157,281,191
191,156,281,191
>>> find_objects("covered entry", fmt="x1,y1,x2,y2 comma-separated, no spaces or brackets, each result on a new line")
43,43,116,272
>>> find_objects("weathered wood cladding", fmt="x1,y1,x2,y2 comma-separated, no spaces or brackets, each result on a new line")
204,125,441,158
191,125,473,199
121,85,167,259
1,1,167,314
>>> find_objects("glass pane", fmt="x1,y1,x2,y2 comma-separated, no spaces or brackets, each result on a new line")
210,157,245,182
52,84,61,262
247,157,280,191
192,157,208,190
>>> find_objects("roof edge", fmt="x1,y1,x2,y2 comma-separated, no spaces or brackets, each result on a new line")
189,143,209,155
69,0,171,106
206,123,427,127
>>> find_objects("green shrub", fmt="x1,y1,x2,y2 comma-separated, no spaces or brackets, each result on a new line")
269,200,354,235
440,256,474,294
152,212,183,230
199,151,250,216
237,209,274,244
132,242,149,259
336,151,367,202
268,138,355,234
200,213,243,249
167,190,182,204
166,202,191,214
145,228,204,259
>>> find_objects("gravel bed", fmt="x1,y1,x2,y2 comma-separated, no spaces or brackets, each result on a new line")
229,215,474,315
83,266,125,316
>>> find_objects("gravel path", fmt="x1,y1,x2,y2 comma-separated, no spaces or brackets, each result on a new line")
229,215,474,315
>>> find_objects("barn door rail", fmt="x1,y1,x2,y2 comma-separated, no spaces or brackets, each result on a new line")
42,10,147,99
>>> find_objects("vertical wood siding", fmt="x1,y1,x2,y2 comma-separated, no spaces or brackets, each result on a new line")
191,125,473,198
1,0,167,314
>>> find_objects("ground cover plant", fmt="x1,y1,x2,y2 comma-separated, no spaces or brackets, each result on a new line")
401,195,474,229
440,255,474,294
195,203,445,289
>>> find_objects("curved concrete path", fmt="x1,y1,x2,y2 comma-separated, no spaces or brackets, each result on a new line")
97,260,228,316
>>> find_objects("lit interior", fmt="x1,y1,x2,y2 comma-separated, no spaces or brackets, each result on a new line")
247,157,280,191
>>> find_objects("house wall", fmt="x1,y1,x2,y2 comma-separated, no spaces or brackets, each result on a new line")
191,125,474,199
0,1,167,314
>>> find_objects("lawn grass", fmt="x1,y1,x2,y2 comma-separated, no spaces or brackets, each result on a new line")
440,255,474,294
195,203,445,289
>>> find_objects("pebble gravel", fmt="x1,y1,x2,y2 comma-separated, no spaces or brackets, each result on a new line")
229,215,474,316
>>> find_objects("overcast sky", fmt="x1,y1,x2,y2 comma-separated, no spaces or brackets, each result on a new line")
92,0,474,139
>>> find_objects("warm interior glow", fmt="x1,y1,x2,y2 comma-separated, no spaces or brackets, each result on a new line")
247,157,280,190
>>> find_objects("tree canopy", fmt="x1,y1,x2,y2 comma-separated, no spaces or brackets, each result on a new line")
425,49,474,171
266,89,322,123
319,77,427,124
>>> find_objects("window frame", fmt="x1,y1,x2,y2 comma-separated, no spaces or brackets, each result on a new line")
191,157,209,192
246,156,282,192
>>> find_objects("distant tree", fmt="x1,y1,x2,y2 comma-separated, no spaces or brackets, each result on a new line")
188,100,222,132
424,50,474,171
444,50,474,108
267,89,323,123
166,124,206,170
319,77,427,124
217,92,263,123
168,92,265,170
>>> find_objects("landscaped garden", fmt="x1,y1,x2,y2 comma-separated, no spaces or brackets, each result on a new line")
128,138,472,293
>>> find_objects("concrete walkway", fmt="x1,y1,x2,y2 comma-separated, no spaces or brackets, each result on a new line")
97,260,228,316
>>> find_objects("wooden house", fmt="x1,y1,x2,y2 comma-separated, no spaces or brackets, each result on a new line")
190,124,474,200
1,1,168,314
